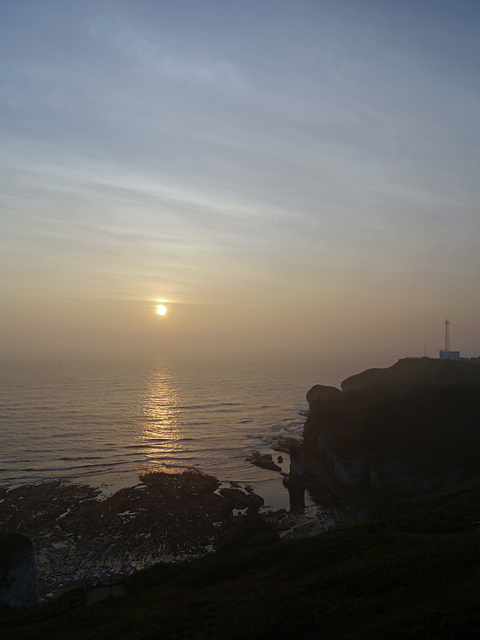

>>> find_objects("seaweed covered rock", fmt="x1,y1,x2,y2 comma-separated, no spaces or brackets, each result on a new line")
0,532,39,610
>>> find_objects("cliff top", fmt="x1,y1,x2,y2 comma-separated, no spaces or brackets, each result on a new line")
341,357,480,392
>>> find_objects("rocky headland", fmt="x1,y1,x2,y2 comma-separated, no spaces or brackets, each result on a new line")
301,357,480,516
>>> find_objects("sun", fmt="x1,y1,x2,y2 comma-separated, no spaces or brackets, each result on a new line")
156,305,167,316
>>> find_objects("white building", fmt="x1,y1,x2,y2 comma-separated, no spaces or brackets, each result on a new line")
439,350,461,360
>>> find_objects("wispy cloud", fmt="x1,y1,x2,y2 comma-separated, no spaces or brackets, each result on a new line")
1,0,479,357
90,13,246,93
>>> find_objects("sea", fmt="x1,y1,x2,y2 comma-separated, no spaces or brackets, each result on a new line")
0,356,385,511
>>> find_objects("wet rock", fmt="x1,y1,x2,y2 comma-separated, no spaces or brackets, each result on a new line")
246,452,282,472
0,470,266,595
219,488,264,514
219,488,251,508
245,493,264,514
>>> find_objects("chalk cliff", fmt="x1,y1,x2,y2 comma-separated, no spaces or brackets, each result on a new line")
0,532,39,610
303,358,480,498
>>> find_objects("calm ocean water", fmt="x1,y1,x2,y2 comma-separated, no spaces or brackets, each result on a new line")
0,356,375,510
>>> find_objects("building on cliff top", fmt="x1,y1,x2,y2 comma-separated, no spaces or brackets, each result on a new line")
439,349,461,360
438,318,478,361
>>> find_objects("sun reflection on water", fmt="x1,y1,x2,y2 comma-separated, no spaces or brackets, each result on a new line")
139,361,186,471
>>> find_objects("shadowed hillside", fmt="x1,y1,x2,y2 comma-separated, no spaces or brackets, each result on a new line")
3,485,480,640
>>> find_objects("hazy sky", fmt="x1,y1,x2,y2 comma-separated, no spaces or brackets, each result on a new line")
1,0,479,361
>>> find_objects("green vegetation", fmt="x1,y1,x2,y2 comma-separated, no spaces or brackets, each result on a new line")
3,482,480,640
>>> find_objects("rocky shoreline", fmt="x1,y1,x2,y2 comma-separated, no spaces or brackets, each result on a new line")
0,469,347,601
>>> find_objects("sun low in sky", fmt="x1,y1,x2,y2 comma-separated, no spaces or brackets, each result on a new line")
1,1,479,361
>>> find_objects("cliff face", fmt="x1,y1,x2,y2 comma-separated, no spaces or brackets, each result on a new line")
303,359,480,496
0,532,39,610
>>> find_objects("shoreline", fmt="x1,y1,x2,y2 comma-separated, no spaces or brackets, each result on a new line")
0,469,344,600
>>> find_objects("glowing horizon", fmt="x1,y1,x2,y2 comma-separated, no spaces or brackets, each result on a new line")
1,1,479,361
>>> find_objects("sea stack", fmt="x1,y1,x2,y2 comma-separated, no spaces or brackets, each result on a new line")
0,532,40,610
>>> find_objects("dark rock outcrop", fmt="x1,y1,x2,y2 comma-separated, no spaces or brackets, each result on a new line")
0,532,39,610
0,471,266,594
219,488,264,513
246,452,282,472
306,384,343,409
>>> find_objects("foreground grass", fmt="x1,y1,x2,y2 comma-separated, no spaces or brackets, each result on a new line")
3,484,480,640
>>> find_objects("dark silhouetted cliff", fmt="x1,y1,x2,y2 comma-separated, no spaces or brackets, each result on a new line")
304,358,480,497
